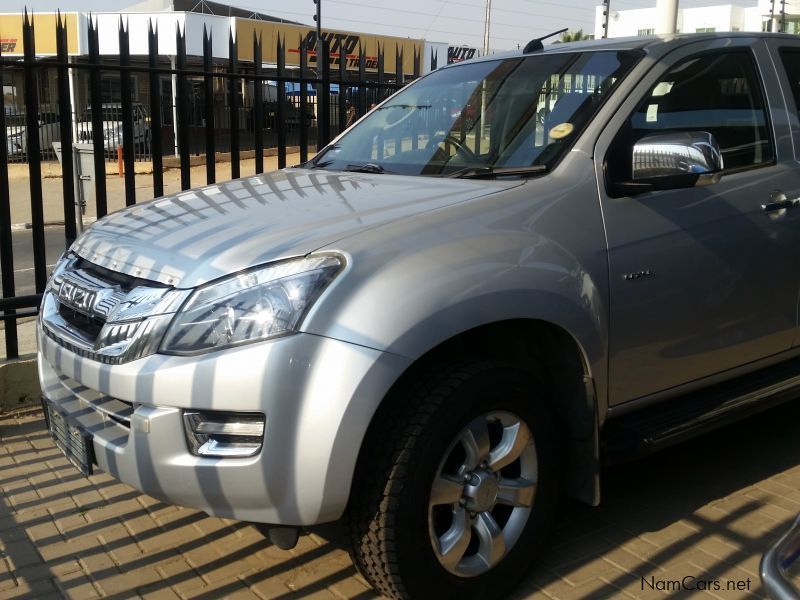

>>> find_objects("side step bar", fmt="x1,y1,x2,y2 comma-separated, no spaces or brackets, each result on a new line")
602,355,800,464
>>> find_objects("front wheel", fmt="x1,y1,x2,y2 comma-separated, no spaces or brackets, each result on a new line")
348,361,560,600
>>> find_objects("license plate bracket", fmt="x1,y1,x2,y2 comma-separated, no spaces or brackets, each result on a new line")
41,398,95,476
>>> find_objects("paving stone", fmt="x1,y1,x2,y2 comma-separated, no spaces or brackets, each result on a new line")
53,511,89,535
327,575,377,599
25,519,61,544
49,558,84,578
138,521,202,554
548,577,621,600
138,584,183,600
1,538,42,570
3,404,800,599
37,533,102,562
0,576,59,598
54,570,102,600
0,569,18,592
0,524,29,543
95,565,162,595
14,562,56,583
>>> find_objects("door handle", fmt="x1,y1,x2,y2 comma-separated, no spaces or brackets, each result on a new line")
762,199,798,212
762,191,800,213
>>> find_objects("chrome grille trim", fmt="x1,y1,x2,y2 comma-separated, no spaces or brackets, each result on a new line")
41,254,191,364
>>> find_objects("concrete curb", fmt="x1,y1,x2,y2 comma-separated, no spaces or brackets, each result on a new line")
0,354,40,414
10,217,97,231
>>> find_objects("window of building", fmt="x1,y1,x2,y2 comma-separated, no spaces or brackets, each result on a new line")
696,27,716,33
637,28,654,36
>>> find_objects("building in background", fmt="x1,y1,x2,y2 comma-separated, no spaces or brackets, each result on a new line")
0,0,449,158
595,0,800,38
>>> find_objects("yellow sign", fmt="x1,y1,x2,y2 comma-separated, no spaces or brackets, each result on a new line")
0,13,79,56
235,19,423,75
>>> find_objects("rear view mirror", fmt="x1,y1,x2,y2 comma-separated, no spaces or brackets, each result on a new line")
615,131,723,195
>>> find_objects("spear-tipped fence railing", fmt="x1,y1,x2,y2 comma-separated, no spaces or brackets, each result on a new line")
0,11,421,359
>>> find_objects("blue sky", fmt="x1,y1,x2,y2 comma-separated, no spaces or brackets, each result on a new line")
3,0,756,50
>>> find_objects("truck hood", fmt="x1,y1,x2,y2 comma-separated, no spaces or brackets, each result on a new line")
71,168,523,288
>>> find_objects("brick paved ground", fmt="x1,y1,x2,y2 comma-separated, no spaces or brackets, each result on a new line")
2,400,800,599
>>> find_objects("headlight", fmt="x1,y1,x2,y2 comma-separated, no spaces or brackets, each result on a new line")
160,255,342,355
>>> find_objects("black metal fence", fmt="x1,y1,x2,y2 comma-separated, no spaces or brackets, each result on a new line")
0,11,421,359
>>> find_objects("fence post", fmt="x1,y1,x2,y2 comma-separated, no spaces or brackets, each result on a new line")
253,33,264,175
119,17,136,205
148,21,164,197
229,28,240,179
358,45,366,118
338,43,346,135
377,44,385,107
23,11,46,294
176,24,190,190
318,38,330,149
299,38,308,164
203,26,216,184
56,11,77,248
0,35,18,358
88,17,108,217
277,37,287,169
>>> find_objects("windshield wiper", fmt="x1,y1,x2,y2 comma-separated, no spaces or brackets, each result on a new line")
344,163,386,174
446,165,549,179
306,159,334,169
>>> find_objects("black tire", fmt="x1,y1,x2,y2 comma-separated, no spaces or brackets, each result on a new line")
347,360,560,600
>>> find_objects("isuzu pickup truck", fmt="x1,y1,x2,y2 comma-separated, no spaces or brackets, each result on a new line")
37,32,800,599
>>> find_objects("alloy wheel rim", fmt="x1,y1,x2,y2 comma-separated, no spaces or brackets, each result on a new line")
428,410,537,578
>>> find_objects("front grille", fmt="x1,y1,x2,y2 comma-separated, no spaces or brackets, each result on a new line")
58,303,104,340
42,254,189,364
51,259,139,344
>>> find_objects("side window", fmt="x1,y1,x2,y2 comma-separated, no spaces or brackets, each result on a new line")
610,51,773,181
778,49,800,119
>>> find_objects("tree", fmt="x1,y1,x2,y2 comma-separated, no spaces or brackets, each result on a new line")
556,29,594,43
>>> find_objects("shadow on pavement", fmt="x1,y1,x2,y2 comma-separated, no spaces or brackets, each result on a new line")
1,400,800,598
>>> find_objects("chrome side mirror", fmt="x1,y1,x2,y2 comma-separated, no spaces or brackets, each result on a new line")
632,131,723,187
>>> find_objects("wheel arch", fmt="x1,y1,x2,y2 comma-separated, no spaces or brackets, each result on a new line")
350,318,601,508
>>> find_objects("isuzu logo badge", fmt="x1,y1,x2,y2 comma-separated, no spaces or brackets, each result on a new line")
58,279,98,313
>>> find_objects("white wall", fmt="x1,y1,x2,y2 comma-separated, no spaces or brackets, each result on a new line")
596,6,658,38
594,2,786,36
423,41,449,73
92,12,230,58
681,5,735,32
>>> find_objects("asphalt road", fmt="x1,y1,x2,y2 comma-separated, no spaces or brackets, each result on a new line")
3,227,70,297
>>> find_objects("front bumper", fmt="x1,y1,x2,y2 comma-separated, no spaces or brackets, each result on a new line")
38,325,411,525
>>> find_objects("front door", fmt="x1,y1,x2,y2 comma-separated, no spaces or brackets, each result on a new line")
596,38,800,405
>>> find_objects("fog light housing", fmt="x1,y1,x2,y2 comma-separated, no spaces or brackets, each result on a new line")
183,411,265,458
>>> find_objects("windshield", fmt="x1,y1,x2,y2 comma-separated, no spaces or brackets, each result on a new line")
313,50,640,176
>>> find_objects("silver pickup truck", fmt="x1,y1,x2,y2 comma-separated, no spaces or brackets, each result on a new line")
37,32,800,599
